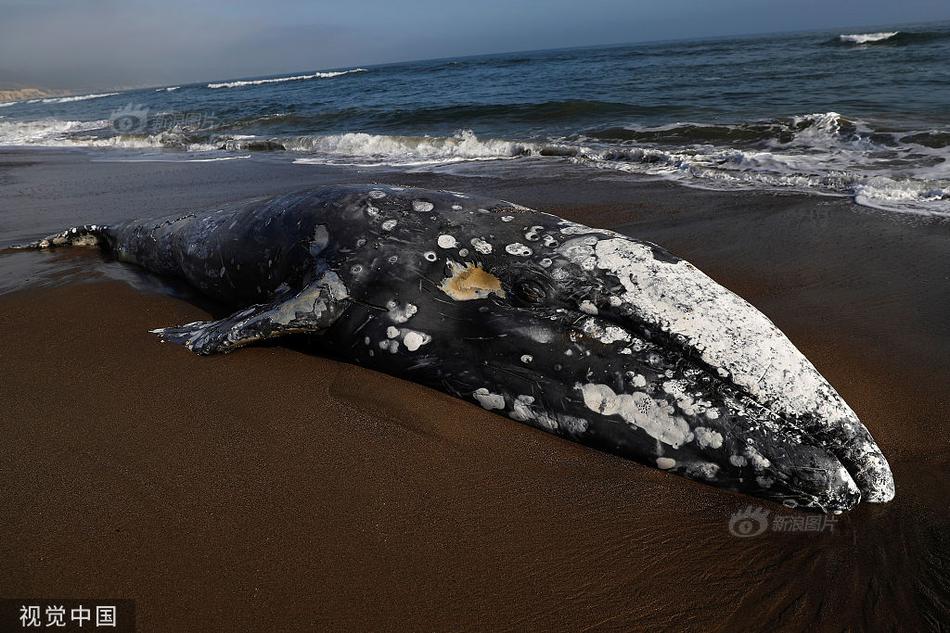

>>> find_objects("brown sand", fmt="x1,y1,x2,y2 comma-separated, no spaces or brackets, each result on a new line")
0,151,948,631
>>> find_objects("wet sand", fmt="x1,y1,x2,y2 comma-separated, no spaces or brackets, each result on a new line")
0,149,948,632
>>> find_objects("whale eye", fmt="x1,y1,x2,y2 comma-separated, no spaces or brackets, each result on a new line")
514,279,547,304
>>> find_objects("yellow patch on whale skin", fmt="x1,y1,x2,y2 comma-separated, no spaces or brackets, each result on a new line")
439,261,506,301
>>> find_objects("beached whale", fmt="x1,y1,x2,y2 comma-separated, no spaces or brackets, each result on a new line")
26,184,894,511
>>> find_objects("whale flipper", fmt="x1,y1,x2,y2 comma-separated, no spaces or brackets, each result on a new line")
152,272,350,355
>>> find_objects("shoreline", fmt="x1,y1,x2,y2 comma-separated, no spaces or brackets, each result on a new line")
1,147,947,631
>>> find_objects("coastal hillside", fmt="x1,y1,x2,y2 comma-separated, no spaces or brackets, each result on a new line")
0,86,66,102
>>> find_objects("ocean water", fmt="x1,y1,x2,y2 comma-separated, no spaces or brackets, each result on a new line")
2,23,950,215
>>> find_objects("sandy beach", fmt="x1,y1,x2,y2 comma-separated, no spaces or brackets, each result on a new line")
1,149,948,632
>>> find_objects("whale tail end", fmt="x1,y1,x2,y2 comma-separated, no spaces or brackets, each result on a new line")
16,224,110,250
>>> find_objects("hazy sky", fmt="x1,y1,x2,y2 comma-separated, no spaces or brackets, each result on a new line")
1,0,948,90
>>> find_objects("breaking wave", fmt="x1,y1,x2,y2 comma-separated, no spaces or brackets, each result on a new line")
35,92,119,104
831,30,950,46
287,130,542,165
207,68,366,89
2,112,948,215
0,118,109,145
838,32,899,44
575,112,950,215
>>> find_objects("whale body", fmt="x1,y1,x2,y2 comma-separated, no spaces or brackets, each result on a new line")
28,184,895,512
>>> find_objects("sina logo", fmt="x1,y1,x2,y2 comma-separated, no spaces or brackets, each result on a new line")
109,104,150,134
728,505,770,537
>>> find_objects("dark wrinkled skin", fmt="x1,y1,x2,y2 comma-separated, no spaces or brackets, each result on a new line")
29,184,889,512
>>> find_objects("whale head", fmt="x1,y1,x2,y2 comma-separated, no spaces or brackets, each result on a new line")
325,185,895,512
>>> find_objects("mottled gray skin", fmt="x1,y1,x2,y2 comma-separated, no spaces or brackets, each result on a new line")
30,184,894,512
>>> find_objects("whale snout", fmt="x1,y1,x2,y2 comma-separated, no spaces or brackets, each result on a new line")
544,228,894,510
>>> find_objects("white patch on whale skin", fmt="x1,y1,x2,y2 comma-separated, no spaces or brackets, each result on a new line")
578,300,598,315
507,395,587,434
576,236,858,430
514,326,554,344
626,372,648,388
322,272,349,301
661,379,713,418
520,354,533,364
471,238,493,254
687,462,720,480
387,302,418,323
310,225,329,256
437,235,457,249
510,395,558,430
402,330,431,352
381,219,397,231
656,457,677,470
579,383,693,448
412,200,434,213
579,318,630,345
501,215,514,222
270,271,348,326
369,190,386,199
744,445,771,470
694,427,724,449
473,388,505,410
559,223,621,237
505,243,532,257
524,226,544,242
386,326,400,339
378,339,399,353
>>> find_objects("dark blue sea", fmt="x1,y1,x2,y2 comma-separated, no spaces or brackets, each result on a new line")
2,23,949,215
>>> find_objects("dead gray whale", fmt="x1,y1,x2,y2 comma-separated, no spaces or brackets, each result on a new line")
27,184,894,511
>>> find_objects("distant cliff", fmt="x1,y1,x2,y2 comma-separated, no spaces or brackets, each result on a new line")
0,87,68,103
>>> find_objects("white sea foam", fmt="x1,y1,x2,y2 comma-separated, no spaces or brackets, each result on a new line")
289,129,537,165
0,118,109,145
0,101,18,108
79,132,217,152
3,111,947,215
39,92,120,104
577,112,950,215
207,68,366,89
0,118,218,151
839,32,899,44
95,154,251,163
156,86,180,92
